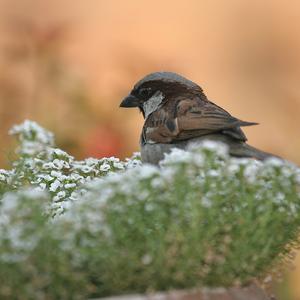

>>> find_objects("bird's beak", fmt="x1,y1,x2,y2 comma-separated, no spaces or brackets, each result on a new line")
119,94,140,108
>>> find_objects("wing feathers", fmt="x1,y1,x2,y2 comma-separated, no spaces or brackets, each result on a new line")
143,97,257,144
177,99,257,132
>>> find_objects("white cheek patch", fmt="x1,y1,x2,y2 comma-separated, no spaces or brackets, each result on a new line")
143,91,164,119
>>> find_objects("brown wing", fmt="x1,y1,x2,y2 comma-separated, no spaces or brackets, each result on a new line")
175,99,257,141
142,98,257,144
177,99,249,130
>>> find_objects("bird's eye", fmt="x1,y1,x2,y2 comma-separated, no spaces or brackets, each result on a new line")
139,88,152,98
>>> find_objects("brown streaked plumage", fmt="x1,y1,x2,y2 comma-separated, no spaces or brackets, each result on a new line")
143,96,257,144
120,71,276,164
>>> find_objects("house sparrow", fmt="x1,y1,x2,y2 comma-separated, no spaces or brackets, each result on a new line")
120,72,275,164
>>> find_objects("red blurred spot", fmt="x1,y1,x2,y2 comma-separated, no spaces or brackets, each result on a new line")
83,126,123,158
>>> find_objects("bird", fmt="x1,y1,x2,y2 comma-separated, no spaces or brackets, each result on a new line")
120,71,276,165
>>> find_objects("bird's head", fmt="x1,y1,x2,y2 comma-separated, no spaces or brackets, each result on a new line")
120,71,203,118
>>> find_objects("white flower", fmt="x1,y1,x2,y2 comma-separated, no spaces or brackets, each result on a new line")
43,162,56,169
100,163,111,172
207,170,220,177
65,183,77,189
273,192,285,204
9,120,54,146
199,140,229,157
139,164,159,179
53,191,66,202
141,254,152,265
201,196,212,208
243,160,262,183
50,170,62,178
85,158,99,166
69,191,80,201
80,166,94,173
113,162,125,169
106,157,120,163
0,170,8,182
162,148,192,165
151,177,164,188
49,180,61,192
37,174,54,182
70,173,84,181
265,157,284,167
39,183,47,191
52,159,70,169
51,148,73,159
227,163,240,173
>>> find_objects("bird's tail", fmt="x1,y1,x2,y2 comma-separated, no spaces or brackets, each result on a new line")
237,120,259,127
229,142,277,161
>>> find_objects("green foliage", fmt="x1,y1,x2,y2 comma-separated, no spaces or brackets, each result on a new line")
0,120,300,299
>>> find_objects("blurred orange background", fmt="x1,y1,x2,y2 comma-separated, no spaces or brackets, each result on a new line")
0,0,300,298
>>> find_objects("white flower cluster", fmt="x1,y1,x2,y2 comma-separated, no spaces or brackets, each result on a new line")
4,120,141,215
36,141,298,284
55,142,300,239
0,169,13,184
2,120,300,221
9,120,54,156
0,189,48,262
